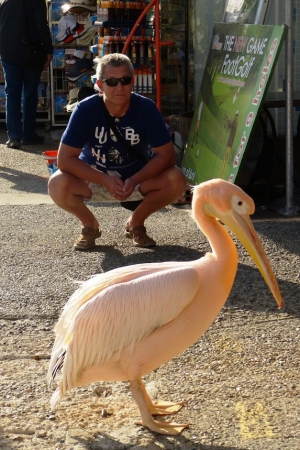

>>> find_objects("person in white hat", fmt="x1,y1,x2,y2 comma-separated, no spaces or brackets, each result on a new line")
48,53,186,250
0,0,53,148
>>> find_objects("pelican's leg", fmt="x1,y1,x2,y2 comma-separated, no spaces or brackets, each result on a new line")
137,378,185,416
130,379,189,436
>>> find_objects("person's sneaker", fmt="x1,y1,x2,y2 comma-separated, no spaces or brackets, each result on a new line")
6,138,21,149
21,134,45,145
73,227,101,251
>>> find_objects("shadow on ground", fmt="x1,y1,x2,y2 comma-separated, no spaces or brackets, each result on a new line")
91,431,249,450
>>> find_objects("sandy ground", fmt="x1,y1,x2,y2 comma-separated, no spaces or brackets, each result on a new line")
1,125,300,450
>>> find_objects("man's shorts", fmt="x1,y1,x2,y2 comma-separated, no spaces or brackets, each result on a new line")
85,181,144,203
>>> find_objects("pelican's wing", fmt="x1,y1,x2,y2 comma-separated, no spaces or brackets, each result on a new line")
47,261,185,382
54,261,184,335
57,266,200,390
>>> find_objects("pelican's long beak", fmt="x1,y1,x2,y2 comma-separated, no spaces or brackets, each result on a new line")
217,209,283,309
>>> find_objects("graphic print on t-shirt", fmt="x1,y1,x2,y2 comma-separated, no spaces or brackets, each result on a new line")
91,125,141,169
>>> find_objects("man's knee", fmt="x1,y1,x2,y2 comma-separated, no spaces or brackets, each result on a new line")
48,171,76,202
48,171,63,198
49,171,92,204
167,166,187,194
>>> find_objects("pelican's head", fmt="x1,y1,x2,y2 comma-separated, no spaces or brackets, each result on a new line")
192,179,284,309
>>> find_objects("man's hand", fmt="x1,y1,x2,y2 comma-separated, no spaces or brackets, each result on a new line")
103,176,137,201
103,175,125,200
112,177,136,201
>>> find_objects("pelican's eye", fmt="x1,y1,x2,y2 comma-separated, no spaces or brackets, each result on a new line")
232,195,248,214
232,194,253,215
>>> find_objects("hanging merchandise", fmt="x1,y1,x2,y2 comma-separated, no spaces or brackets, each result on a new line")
55,14,77,41
50,0,98,126
55,13,88,43
64,87,80,112
76,16,97,45
55,11,98,45
65,86,96,112
66,57,95,81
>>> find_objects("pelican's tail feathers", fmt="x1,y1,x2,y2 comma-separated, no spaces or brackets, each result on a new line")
50,388,62,411
47,345,66,383
49,349,66,387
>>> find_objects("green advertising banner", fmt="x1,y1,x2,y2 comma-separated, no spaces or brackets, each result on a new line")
181,23,286,185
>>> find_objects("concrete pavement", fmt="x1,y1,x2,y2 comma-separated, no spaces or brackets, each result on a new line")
0,125,55,206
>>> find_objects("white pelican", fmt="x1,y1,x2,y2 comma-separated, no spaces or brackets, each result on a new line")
47,178,283,435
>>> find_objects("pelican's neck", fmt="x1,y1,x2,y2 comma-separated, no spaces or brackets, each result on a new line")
196,210,238,264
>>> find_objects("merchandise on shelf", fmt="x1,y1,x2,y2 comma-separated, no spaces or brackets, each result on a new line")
54,94,68,113
55,11,95,44
50,0,156,123
53,48,66,67
66,57,95,81
96,0,154,38
94,0,156,98
51,2,66,22
50,1,98,124
133,68,153,94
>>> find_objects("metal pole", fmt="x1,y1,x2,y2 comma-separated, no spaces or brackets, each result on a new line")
154,0,161,111
254,0,266,24
184,0,189,111
282,0,296,214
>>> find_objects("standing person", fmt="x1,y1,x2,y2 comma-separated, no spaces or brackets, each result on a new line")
48,53,186,251
0,0,53,149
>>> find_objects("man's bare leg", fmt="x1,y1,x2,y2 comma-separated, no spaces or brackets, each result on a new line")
48,170,99,230
127,166,186,231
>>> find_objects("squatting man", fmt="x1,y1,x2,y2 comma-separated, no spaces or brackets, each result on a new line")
48,53,186,250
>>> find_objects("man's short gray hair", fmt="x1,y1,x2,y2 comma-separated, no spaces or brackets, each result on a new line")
96,53,134,80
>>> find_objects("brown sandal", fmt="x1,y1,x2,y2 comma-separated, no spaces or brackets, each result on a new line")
73,227,101,251
125,226,156,248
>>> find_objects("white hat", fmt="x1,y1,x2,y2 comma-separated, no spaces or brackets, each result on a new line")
67,87,79,103
70,0,95,4
62,0,97,13
65,87,80,112
65,86,96,112
56,14,77,41
77,27,97,45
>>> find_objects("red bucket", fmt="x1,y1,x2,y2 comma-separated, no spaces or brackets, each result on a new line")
42,150,58,165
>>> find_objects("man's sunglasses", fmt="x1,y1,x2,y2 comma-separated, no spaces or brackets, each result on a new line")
101,76,133,87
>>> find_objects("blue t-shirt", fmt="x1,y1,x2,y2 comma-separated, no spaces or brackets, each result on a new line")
61,93,171,180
